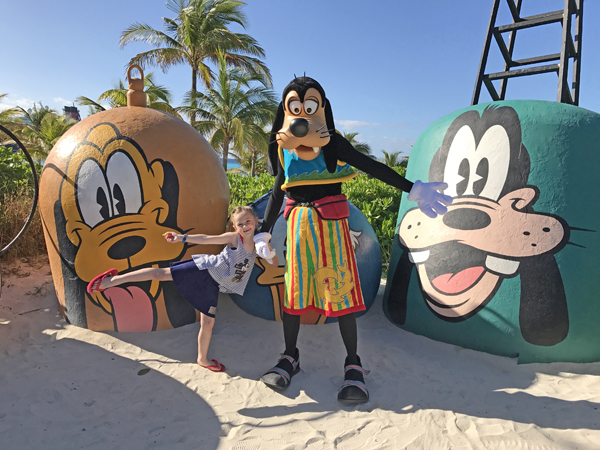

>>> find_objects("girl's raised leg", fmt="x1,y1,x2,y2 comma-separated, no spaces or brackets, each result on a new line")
100,267,172,290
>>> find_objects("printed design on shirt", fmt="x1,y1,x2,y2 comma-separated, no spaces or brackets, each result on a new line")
232,258,250,283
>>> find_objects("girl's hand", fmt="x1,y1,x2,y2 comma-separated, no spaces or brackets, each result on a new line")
163,232,180,243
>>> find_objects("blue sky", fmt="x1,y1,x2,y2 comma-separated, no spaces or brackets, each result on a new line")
3,0,599,158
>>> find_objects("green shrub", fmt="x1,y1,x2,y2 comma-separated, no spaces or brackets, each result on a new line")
227,172,273,213
0,146,44,260
0,146,42,196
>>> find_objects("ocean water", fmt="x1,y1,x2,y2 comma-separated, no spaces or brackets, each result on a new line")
223,158,241,171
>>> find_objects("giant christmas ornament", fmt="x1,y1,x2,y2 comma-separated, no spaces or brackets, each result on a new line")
230,194,382,323
384,100,600,363
39,66,229,332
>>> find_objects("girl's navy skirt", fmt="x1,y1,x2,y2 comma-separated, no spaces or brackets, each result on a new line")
170,259,220,318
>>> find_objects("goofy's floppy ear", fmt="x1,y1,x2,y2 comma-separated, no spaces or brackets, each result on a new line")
321,98,338,173
267,102,285,176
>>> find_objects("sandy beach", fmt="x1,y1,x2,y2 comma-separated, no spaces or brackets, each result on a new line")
1,260,600,450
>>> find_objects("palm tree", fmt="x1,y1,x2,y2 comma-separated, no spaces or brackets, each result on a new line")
17,104,75,162
0,94,21,129
343,131,371,155
380,150,406,168
76,72,180,117
119,0,271,123
229,128,269,176
178,52,276,171
399,155,409,168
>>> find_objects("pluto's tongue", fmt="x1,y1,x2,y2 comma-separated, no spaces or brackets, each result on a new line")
104,286,154,332
432,267,485,294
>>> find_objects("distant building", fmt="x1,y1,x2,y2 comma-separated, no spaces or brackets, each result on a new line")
5,142,20,153
63,106,81,121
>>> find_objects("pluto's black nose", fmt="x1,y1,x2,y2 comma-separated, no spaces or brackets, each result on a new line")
107,236,146,260
290,118,309,137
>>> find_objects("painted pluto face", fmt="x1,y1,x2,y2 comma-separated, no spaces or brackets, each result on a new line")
58,123,187,331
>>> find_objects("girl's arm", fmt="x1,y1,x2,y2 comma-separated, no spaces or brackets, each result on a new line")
164,231,237,246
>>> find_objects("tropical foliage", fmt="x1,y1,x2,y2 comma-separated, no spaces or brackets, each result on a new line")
0,145,41,196
119,0,270,123
76,71,179,117
16,104,76,162
229,127,269,176
178,52,276,171
380,149,408,168
343,131,372,155
0,94,21,130
0,146,45,260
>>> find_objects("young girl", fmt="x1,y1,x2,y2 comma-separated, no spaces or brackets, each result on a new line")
87,206,278,372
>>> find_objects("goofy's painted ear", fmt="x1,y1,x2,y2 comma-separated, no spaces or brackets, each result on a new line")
267,102,285,176
321,99,338,173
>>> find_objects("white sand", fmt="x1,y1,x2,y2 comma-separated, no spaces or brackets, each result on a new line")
1,261,600,450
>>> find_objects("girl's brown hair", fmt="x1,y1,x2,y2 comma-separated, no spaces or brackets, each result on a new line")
227,206,257,232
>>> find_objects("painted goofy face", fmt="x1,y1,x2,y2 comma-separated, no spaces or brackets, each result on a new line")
277,88,330,161
398,106,569,321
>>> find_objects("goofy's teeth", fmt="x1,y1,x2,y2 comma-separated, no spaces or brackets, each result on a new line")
313,147,320,153
409,250,430,264
485,255,520,275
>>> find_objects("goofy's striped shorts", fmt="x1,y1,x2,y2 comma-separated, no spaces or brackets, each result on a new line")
283,202,365,317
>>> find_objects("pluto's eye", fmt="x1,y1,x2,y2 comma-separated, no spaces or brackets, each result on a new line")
106,151,143,216
304,99,318,115
288,100,302,115
76,159,112,228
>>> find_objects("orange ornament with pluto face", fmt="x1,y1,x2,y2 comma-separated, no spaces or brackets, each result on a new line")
39,66,229,332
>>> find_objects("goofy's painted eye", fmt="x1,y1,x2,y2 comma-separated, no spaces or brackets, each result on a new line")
304,99,318,115
288,100,302,116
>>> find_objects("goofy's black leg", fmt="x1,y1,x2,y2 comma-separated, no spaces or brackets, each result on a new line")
337,313,369,404
261,312,301,390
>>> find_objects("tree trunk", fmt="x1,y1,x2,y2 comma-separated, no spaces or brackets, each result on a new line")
222,137,230,171
190,69,197,126
250,149,256,177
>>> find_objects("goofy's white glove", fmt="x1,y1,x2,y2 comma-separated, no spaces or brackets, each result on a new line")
253,232,276,264
407,180,454,219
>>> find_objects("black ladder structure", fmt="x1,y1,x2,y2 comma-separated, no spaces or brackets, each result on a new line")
472,0,584,106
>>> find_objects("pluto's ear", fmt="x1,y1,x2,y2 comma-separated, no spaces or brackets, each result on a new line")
267,102,285,176
322,99,338,173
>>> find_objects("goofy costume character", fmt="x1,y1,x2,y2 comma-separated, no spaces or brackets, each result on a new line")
260,76,452,404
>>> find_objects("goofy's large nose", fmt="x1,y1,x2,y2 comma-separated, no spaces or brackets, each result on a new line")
442,208,491,230
289,118,309,137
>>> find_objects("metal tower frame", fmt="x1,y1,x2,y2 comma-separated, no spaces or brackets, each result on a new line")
472,0,584,106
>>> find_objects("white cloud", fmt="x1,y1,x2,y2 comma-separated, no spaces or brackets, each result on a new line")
335,120,375,130
0,97,35,111
52,97,73,106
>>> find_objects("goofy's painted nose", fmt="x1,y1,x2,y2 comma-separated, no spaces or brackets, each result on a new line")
289,118,309,138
